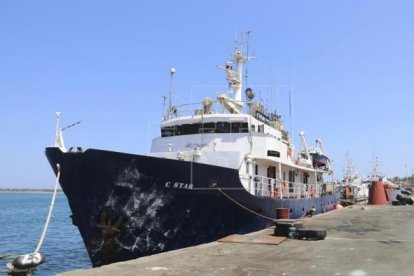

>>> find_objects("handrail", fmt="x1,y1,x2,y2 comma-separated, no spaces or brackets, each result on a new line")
163,97,271,121
240,174,330,199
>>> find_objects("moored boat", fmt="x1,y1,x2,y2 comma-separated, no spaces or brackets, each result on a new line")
340,154,368,201
45,34,340,267
308,139,331,170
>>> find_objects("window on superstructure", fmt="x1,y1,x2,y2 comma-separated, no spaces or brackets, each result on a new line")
240,122,248,132
231,122,248,133
191,123,201,134
267,150,280,158
231,122,242,133
175,125,183,135
216,122,230,133
181,124,192,135
161,127,175,137
161,121,248,137
200,122,216,133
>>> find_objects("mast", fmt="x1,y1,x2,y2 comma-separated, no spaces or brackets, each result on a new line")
217,32,254,114
245,30,251,90
168,67,176,120
344,152,353,182
54,112,66,152
372,155,380,178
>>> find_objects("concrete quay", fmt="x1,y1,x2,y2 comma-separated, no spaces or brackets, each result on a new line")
63,205,414,276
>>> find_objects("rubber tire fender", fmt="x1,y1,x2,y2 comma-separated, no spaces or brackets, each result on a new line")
274,222,303,237
297,229,326,240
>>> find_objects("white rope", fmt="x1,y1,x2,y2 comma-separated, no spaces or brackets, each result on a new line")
34,164,61,254
217,187,309,222
217,188,276,221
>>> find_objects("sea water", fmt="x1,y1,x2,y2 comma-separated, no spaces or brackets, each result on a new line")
0,192,90,275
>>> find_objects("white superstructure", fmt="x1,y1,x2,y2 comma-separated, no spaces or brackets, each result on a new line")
149,34,333,199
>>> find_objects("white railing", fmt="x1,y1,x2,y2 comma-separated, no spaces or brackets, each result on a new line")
163,98,259,120
240,174,325,199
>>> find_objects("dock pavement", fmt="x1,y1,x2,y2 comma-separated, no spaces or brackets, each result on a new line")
63,205,414,276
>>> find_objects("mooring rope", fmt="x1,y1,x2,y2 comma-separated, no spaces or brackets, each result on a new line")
217,188,277,222
217,187,311,223
3,164,61,274
34,163,61,253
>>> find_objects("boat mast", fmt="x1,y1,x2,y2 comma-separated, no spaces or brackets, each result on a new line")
168,67,176,120
245,30,251,89
54,112,66,152
233,35,245,104
217,32,254,114
372,155,380,178
344,152,354,183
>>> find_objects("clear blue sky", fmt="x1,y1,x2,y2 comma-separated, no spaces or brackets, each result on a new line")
1,0,413,188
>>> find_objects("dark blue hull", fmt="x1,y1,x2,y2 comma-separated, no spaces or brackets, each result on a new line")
45,147,339,267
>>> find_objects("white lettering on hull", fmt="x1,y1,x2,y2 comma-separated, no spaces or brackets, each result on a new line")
165,181,193,190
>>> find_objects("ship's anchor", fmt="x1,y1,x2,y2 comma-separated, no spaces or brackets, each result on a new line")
94,210,126,265
97,212,124,237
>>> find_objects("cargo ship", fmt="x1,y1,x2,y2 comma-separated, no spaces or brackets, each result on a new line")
45,36,340,267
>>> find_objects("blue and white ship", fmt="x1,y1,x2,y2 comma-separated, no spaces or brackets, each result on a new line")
45,36,340,267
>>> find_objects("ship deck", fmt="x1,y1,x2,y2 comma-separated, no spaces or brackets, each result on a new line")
62,205,414,275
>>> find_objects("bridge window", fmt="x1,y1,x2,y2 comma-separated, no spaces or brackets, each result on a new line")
161,121,249,137
216,122,230,133
182,124,193,135
231,122,249,133
175,125,183,135
267,150,280,158
161,127,175,137
200,122,216,133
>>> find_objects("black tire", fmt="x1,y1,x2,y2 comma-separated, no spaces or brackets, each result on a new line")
274,222,303,237
297,229,326,240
